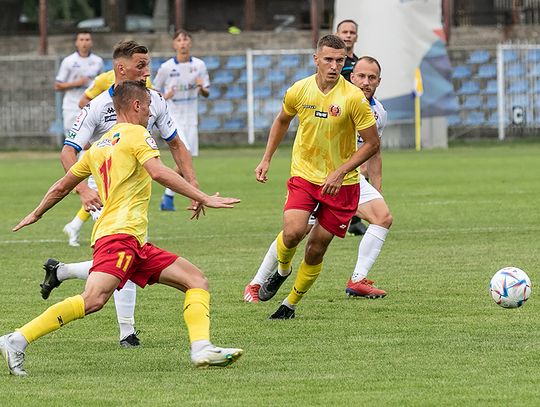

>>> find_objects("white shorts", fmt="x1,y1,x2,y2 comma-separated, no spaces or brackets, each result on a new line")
359,175,383,205
63,108,80,134
172,121,198,157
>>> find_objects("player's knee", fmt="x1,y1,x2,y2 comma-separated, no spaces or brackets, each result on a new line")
82,293,108,314
304,241,327,263
282,230,304,247
186,273,209,291
371,211,393,229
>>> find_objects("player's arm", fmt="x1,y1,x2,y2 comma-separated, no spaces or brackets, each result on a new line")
143,157,239,211
255,108,295,183
78,94,92,109
13,172,86,232
366,149,382,192
55,77,90,91
166,135,198,187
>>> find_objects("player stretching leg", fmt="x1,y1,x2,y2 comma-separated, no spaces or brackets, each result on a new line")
0,81,242,376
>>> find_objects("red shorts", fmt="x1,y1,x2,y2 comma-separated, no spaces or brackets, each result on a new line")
284,176,359,238
90,234,178,289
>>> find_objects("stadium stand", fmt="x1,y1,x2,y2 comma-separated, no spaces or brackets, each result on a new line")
464,111,485,126
467,49,491,64
477,64,496,79
223,118,246,130
199,117,221,131
452,65,471,79
457,80,480,95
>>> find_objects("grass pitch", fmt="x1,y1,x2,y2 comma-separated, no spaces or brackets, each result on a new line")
0,143,539,406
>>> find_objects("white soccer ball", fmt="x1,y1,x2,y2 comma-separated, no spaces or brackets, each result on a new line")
489,267,531,308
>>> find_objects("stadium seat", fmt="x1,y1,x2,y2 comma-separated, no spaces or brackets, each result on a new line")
224,85,246,99
237,100,248,114
477,64,496,79
486,111,499,127
254,116,271,129
199,117,221,131
208,87,221,100
292,68,314,82
535,112,540,125
213,70,235,85
237,69,261,83
507,79,527,94
253,86,272,98
266,69,287,84
506,62,525,77
462,95,482,110
225,55,246,70
457,80,480,95
103,59,113,71
464,111,485,126
202,56,220,70
253,55,273,69
447,114,461,126
223,118,246,130
486,95,498,109
467,50,491,65
198,101,208,114
452,65,471,79
481,80,498,94
526,49,540,62
279,54,301,69
212,100,234,115
503,50,518,63
529,64,540,77
263,99,282,114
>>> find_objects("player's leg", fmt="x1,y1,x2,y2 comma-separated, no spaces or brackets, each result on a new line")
346,195,392,298
115,280,139,346
0,272,118,376
270,223,333,319
348,163,370,236
157,257,243,367
40,258,93,299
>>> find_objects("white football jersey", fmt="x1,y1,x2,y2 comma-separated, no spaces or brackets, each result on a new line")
357,97,387,146
55,52,103,111
153,56,210,125
64,86,180,152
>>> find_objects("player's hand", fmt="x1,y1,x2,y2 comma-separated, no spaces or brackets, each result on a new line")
195,77,204,87
202,193,241,209
77,186,103,212
322,170,345,196
255,160,270,183
188,201,206,220
12,212,41,232
78,76,91,87
164,88,175,100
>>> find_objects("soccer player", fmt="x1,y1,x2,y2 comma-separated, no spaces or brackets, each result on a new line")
253,35,379,319
336,19,359,82
55,31,103,246
244,56,391,302
51,40,198,347
0,80,243,377
153,29,210,211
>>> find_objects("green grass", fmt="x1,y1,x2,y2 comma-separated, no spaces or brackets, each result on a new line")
0,144,539,406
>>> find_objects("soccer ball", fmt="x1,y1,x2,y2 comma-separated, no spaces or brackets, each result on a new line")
489,267,531,308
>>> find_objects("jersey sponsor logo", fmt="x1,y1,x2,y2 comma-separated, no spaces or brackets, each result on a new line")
67,130,77,139
145,136,158,150
72,108,88,131
104,114,117,123
329,104,341,117
112,132,121,145
315,110,328,119
303,104,316,109
106,107,115,114
96,138,113,148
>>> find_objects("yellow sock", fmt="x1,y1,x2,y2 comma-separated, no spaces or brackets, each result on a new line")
277,231,297,272
183,288,210,343
17,295,85,343
287,260,323,305
76,206,91,222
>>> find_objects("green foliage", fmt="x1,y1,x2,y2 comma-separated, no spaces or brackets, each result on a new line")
22,0,94,23
0,145,539,405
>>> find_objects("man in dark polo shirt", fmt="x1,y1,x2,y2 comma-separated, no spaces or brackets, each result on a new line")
336,19,359,82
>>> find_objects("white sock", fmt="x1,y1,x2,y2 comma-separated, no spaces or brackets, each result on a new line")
351,224,389,282
68,216,84,231
251,239,279,285
57,260,93,282
8,332,29,352
282,298,296,309
113,280,137,340
191,339,212,354
164,188,175,197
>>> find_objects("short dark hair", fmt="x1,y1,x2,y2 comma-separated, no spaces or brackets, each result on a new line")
112,80,149,113
113,40,149,60
316,34,346,51
75,30,91,40
173,29,192,40
336,19,358,32
357,55,382,76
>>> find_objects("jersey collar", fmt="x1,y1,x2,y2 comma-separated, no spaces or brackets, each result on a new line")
173,56,193,64
369,97,376,106
108,85,115,97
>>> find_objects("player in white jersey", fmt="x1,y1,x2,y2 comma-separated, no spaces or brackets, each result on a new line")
43,41,199,347
243,56,393,302
153,29,210,211
55,31,104,136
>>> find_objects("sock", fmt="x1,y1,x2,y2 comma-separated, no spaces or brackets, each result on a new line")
351,224,389,282
7,332,29,352
276,231,297,275
164,188,175,197
183,288,210,344
76,206,91,222
251,239,278,285
286,260,323,305
113,280,137,340
282,297,296,310
68,215,84,231
57,260,93,282
16,295,85,344
191,339,212,354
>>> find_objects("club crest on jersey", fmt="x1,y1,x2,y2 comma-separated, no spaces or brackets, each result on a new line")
146,137,158,150
329,104,341,117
